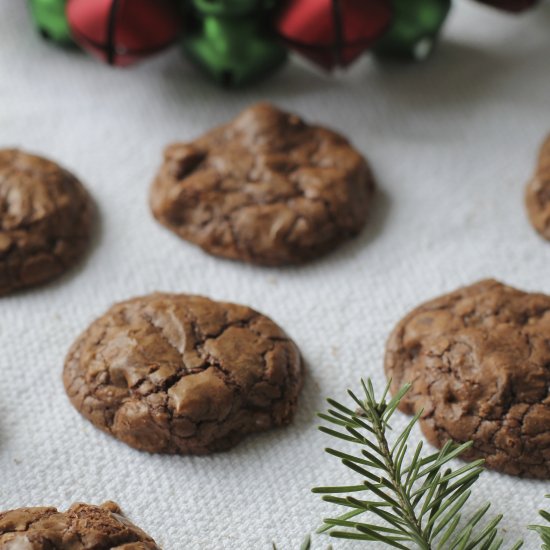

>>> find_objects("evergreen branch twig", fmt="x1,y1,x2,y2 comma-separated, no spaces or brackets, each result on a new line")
313,379,524,549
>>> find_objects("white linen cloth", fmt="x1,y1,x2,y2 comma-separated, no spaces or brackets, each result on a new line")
1,2,549,548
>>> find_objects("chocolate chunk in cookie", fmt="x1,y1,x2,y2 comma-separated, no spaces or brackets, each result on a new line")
0,501,159,549
385,279,550,479
0,149,93,296
150,103,375,266
526,135,550,240
64,293,303,454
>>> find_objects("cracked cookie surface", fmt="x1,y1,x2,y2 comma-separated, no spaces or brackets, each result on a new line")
385,279,550,479
0,501,159,549
64,293,303,454
526,135,550,240
150,103,375,266
0,149,93,296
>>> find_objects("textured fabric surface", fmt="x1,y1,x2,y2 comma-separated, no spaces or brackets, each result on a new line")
1,2,550,548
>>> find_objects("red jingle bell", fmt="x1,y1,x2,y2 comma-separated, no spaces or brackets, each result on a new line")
471,0,539,11
275,0,393,70
67,0,184,66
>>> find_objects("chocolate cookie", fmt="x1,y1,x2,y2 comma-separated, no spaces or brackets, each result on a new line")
526,135,550,240
385,279,550,479
0,149,93,296
150,103,375,266
0,501,159,549
64,293,303,454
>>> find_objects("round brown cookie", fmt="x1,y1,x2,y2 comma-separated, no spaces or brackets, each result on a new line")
385,279,550,479
0,501,159,549
150,103,375,266
526,135,550,240
64,293,303,454
0,149,93,296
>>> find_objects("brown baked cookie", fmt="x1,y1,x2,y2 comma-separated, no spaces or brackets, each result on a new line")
0,501,159,549
385,279,550,479
150,103,375,266
526,135,550,240
0,149,93,296
64,293,303,454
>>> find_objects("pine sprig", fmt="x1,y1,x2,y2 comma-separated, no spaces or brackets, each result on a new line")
528,495,550,549
313,379,524,549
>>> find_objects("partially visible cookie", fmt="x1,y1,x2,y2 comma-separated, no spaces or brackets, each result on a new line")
0,149,93,296
0,501,159,549
526,135,550,240
64,293,303,454
385,279,550,479
150,103,375,266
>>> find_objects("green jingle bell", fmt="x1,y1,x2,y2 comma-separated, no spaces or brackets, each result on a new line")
183,0,287,87
374,0,451,61
28,0,72,44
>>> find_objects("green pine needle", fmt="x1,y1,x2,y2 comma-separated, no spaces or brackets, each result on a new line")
528,495,550,549
313,379,524,549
